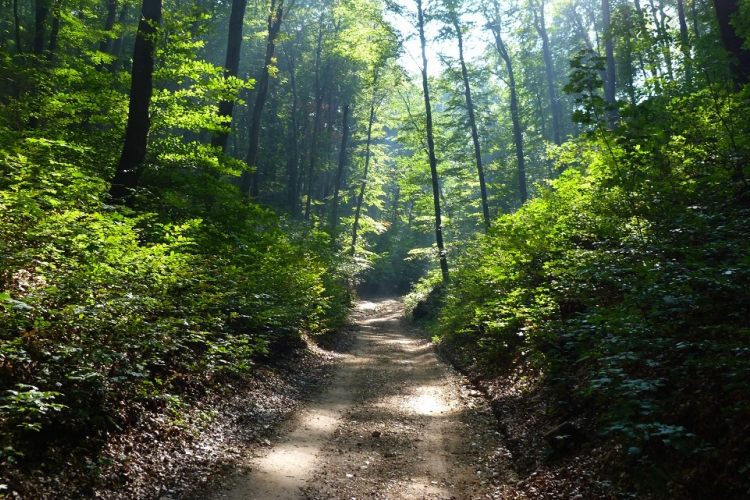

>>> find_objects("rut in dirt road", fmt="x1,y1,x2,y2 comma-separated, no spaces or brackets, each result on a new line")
213,299,516,500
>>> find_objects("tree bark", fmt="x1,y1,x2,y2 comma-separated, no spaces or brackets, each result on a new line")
13,0,22,54
242,0,285,197
108,0,162,205
417,0,449,282
330,104,350,241
602,0,616,105
677,0,693,89
352,91,376,254
108,4,129,71
453,15,490,229
211,0,248,152
531,0,561,145
488,1,527,204
712,0,750,85
283,41,301,217
304,22,326,220
99,0,119,55
33,0,49,56
47,0,63,57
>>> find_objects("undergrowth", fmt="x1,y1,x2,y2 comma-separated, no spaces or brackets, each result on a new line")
410,78,750,497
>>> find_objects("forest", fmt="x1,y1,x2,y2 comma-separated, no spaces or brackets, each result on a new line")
0,0,748,496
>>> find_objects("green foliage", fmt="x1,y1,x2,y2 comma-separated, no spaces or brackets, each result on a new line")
430,83,750,495
0,128,352,474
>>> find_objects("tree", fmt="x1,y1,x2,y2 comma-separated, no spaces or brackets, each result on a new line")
442,0,491,228
331,103,350,240
417,0,449,281
211,0,249,152
712,0,750,85
108,0,163,205
530,0,562,145
241,0,287,197
487,0,527,205
351,75,378,254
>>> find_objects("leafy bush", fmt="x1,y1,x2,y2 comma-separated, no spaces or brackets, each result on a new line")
430,85,750,496
0,132,351,476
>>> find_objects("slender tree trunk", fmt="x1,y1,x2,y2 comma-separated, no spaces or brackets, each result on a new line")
417,0,448,282
108,4,129,71
242,0,285,197
488,1,527,204
304,96,323,219
712,0,750,85
602,0,616,106
532,0,561,145
211,0,248,152
352,93,377,254
47,0,62,57
677,0,693,89
691,0,700,39
33,1,49,55
304,24,325,220
330,104,350,241
453,16,490,229
99,0,119,55
108,0,162,205
13,0,22,54
633,0,658,78
283,42,301,217
391,185,400,227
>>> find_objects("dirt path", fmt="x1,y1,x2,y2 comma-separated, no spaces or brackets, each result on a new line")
211,299,515,500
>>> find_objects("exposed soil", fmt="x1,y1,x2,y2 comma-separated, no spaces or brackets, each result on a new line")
208,299,516,500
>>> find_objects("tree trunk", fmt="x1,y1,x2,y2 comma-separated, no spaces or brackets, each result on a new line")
712,0,750,85
99,0,119,55
242,0,285,197
417,0,449,282
602,0,616,105
677,0,693,89
13,0,22,54
47,0,63,57
108,4,129,71
283,41,301,217
304,23,325,220
211,0,248,152
691,0,700,39
108,0,162,206
351,95,376,254
532,0,561,145
330,104,350,241
33,1,49,56
453,15,490,229
488,1,527,204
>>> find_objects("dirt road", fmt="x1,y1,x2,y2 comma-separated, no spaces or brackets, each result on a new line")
211,299,515,500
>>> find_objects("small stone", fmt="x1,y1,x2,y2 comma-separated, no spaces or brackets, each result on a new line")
371,430,382,438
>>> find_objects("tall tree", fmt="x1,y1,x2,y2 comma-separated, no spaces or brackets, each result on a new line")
241,0,287,197
417,0,449,281
445,3,491,228
108,0,163,205
602,0,616,105
304,19,327,220
487,0,527,205
530,0,562,145
352,74,378,254
330,103,350,240
33,0,49,55
211,0,248,152
712,0,750,85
